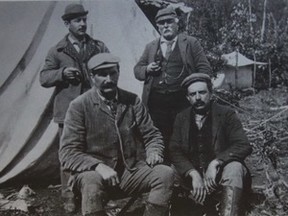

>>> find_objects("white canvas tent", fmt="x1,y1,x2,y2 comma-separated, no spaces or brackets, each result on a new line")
0,0,159,186
219,51,267,89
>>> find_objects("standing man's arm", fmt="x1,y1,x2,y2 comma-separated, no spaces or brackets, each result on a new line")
96,40,110,53
187,37,212,76
40,48,70,88
134,43,161,82
134,44,150,81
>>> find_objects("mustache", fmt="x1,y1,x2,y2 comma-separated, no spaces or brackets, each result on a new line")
102,82,116,88
194,101,205,107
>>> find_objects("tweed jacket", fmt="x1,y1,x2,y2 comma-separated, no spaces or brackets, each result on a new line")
59,87,164,173
169,102,252,176
39,34,109,123
134,33,212,106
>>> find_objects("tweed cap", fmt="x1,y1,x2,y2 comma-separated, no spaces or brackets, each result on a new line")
88,53,120,73
181,73,211,88
62,3,88,21
155,6,177,22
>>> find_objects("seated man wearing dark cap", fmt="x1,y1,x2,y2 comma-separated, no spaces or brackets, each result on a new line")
59,53,174,216
169,73,252,216
39,3,109,211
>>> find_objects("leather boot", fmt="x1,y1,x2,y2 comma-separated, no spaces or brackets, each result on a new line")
143,202,169,216
220,186,243,216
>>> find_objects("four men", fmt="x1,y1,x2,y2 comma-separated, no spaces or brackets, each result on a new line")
59,53,174,216
169,73,252,215
134,7,212,151
39,3,109,212
40,3,252,216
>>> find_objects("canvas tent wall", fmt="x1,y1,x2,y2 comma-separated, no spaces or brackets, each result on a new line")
0,0,159,186
219,51,267,89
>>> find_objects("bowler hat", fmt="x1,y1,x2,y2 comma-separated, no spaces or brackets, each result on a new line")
155,6,177,22
181,73,211,88
88,53,120,73
62,3,88,21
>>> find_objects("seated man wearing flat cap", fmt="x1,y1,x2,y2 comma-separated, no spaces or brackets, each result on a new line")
59,53,174,216
169,73,252,216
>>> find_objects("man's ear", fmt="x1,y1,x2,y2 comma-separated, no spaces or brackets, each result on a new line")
90,73,95,84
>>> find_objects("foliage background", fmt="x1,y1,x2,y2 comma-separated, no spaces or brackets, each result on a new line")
179,0,288,88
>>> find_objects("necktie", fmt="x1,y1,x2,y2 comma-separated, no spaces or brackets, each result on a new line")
105,99,117,116
165,40,174,59
78,41,85,61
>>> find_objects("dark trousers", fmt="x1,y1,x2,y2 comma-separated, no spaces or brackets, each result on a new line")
148,90,189,156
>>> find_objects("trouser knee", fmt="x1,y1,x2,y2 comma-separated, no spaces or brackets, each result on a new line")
75,171,106,215
148,165,175,206
220,161,248,189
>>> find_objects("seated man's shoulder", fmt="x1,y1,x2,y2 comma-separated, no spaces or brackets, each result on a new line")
118,88,138,105
213,102,238,116
70,90,93,107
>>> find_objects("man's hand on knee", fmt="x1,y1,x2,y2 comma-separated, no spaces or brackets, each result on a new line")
146,152,163,167
188,170,207,205
95,163,119,186
204,159,223,192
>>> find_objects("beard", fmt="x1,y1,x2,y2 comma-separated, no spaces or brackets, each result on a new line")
100,83,117,100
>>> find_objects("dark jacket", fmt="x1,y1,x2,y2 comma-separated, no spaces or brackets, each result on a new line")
134,33,212,106
59,87,164,173
39,34,109,123
169,102,252,176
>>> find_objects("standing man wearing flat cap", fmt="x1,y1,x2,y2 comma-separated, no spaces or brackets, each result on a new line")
39,3,109,212
169,73,252,216
59,53,175,216
134,6,212,158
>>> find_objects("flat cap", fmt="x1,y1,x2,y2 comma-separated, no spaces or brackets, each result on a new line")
181,73,211,88
62,3,88,21
155,6,177,22
88,53,120,72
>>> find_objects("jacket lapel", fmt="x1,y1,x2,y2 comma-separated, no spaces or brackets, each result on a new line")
150,38,161,62
183,108,192,145
91,88,114,118
116,90,129,124
177,33,188,68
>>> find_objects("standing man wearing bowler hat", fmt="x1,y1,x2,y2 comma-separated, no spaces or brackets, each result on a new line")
39,3,109,212
134,6,212,157
59,53,174,216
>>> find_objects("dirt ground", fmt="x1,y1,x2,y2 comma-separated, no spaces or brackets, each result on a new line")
1,87,288,216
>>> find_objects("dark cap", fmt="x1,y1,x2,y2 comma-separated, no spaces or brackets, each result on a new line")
88,53,120,72
181,73,211,89
155,6,177,22
62,3,88,21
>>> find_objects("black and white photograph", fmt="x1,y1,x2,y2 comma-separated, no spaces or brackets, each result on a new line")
0,0,287,215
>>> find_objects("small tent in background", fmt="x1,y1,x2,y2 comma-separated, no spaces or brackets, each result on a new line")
218,51,267,90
